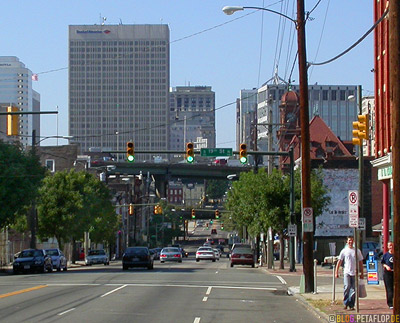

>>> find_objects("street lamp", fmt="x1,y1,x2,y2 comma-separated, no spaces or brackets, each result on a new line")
223,2,313,292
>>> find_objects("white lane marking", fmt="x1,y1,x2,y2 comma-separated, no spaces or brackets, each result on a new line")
58,308,76,316
202,296,208,302
100,284,127,297
104,283,277,291
215,271,218,274
206,286,212,295
194,318,201,323
276,275,287,285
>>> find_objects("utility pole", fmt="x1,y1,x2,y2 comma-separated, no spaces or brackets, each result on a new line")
29,130,37,249
297,0,314,293
389,0,400,314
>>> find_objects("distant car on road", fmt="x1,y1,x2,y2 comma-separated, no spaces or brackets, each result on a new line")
160,247,182,263
230,247,255,268
196,247,216,262
213,248,220,260
85,249,109,266
13,249,53,274
45,248,67,271
123,247,154,270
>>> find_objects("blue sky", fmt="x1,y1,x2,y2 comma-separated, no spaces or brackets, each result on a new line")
2,0,374,148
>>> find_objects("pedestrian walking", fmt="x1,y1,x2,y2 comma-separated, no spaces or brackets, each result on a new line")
381,241,394,309
335,236,364,310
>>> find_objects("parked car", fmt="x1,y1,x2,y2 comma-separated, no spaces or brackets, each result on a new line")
13,249,53,274
196,247,216,262
85,249,109,266
160,247,182,263
362,241,380,261
230,247,255,268
45,248,67,271
122,247,154,270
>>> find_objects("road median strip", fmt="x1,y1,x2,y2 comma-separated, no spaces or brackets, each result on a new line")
0,285,47,298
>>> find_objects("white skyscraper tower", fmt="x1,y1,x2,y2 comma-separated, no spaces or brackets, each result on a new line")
0,56,40,146
68,24,170,161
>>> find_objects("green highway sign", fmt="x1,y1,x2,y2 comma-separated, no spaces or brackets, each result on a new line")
201,148,233,157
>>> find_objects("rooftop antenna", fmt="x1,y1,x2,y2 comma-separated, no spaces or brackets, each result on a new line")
100,15,107,25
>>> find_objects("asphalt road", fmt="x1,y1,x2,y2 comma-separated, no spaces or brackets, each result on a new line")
0,256,322,323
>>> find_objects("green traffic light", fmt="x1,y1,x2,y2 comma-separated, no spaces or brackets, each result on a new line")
127,155,135,162
187,156,194,163
240,156,247,164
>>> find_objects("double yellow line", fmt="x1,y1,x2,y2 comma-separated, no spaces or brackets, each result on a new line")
0,285,47,299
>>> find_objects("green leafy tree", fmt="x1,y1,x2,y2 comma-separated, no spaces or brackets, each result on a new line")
37,169,117,251
226,167,330,268
206,179,229,199
0,140,46,228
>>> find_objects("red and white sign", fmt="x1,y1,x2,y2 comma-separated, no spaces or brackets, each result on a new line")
303,207,313,232
348,190,359,228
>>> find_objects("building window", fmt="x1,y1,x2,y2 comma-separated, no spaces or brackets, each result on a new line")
331,90,337,101
45,159,55,172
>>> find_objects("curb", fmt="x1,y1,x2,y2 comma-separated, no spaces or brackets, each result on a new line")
289,287,330,323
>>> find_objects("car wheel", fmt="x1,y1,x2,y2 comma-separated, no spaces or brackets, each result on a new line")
63,266,68,271
196,259,199,262
147,265,153,270
160,261,164,263
13,269,18,275
123,265,128,270
230,263,234,267
178,260,182,263
57,265,61,272
47,264,53,273
212,259,216,262
251,263,255,268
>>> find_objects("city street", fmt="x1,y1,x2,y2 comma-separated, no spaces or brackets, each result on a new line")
0,257,321,323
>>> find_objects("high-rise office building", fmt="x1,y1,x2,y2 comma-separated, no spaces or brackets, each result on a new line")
68,24,170,161
238,89,257,149
257,83,358,152
169,86,215,152
0,56,40,146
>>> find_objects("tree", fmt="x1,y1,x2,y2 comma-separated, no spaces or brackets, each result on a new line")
206,179,229,199
226,167,330,268
0,140,46,228
37,169,117,251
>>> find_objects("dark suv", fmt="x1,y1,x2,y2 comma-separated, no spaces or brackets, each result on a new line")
122,247,154,270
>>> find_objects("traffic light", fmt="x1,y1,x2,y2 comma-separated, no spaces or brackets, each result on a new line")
7,106,19,136
215,209,220,219
153,205,162,214
210,219,213,224
221,223,224,230
129,203,134,216
191,209,196,219
126,141,135,162
352,114,369,146
186,142,194,163
239,143,247,164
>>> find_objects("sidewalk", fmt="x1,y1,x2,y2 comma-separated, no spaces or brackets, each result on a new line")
262,261,392,322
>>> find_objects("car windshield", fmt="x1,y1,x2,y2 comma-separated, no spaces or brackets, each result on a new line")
88,250,105,256
20,250,42,258
162,248,179,253
126,247,147,255
233,248,253,254
198,247,213,251
45,249,59,256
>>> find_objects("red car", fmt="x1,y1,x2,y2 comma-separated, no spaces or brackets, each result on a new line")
230,247,255,268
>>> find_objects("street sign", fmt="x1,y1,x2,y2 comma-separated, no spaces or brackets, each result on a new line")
302,207,313,232
348,190,359,228
358,217,366,231
200,148,233,157
288,224,297,237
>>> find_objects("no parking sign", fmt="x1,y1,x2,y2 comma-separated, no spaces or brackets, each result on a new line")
348,190,359,228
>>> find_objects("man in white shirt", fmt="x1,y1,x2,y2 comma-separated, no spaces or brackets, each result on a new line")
335,236,364,310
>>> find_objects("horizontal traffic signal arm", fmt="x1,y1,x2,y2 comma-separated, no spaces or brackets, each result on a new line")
103,149,291,157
